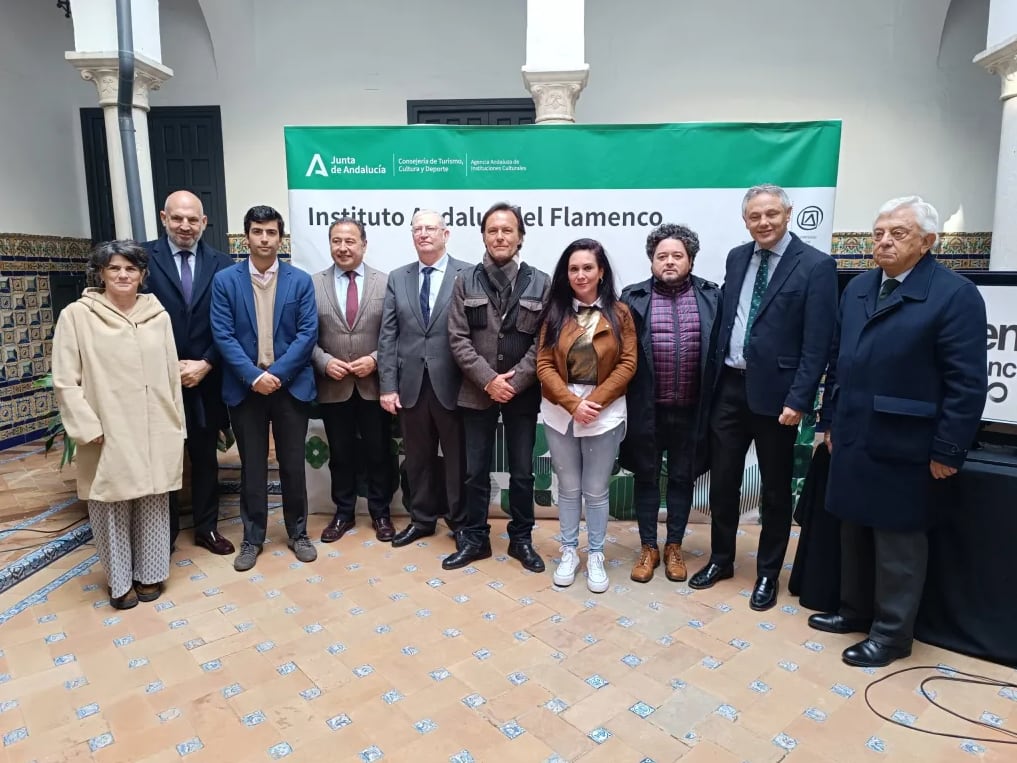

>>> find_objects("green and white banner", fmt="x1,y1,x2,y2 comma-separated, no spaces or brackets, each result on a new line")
283,122,841,286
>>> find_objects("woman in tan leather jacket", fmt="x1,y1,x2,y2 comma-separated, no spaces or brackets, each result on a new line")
536,238,637,593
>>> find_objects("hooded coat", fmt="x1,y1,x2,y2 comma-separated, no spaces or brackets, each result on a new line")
52,288,185,502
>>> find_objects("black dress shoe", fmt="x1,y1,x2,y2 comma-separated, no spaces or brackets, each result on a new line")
842,638,911,668
195,530,235,555
321,517,356,543
372,516,395,542
442,538,493,570
688,562,734,590
808,613,872,635
507,541,545,573
749,576,779,611
391,524,435,548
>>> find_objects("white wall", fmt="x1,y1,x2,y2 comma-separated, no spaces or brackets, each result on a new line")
580,0,1000,231
987,0,1017,48
0,0,1003,237
0,0,96,236
157,0,530,230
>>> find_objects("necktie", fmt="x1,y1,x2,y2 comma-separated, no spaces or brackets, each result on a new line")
878,278,900,301
180,250,193,304
345,271,358,326
420,266,434,325
743,250,771,350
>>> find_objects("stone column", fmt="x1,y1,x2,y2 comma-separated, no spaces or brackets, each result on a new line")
976,35,1017,271
521,0,589,124
66,52,172,240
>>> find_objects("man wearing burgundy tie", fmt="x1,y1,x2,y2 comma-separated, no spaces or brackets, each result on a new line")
144,190,235,556
688,185,837,611
378,210,470,548
311,219,396,543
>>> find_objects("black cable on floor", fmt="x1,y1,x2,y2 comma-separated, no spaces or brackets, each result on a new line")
865,665,1017,744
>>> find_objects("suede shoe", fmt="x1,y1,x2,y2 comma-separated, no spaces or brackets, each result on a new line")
392,524,435,547
321,517,356,543
808,613,872,635
842,638,911,668
134,581,163,602
507,541,545,573
749,576,779,611
688,562,734,590
630,544,660,583
663,542,687,582
233,541,262,572
442,538,493,570
373,516,395,542
288,535,318,563
109,587,138,610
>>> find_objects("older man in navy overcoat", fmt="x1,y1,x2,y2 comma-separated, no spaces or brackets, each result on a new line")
809,196,987,668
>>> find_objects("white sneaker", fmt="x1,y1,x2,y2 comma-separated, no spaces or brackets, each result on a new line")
586,551,609,593
553,545,581,587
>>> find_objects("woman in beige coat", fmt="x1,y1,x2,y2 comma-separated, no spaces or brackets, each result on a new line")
52,240,185,609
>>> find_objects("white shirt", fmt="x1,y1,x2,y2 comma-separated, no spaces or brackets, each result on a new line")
881,267,913,285
168,240,199,282
540,299,628,438
418,253,450,316
334,263,366,317
725,230,792,369
248,256,279,284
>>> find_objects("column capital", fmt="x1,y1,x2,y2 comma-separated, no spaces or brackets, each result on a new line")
974,34,1017,101
65,51,173,110
521,66,590,124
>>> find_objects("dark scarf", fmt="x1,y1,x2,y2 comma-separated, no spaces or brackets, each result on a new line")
483,252,518,314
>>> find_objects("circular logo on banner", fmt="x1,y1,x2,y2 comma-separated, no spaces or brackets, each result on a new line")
797,206,823,231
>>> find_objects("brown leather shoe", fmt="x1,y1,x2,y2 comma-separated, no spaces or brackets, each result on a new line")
373,516,395,542
321,517,356,543
195,530,235,556
630,544,660,583
663,542,687,582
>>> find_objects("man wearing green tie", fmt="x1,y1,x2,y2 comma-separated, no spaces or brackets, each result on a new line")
689,185,838,611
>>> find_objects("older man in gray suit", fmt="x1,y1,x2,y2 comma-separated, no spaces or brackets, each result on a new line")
445,203,550,572
379,210,470,548
311,218,395,544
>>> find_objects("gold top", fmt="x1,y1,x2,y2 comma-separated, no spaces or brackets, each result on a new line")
566,306,600,384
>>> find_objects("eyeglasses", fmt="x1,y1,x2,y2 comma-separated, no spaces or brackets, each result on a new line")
871,227,914,242
411,225,442,236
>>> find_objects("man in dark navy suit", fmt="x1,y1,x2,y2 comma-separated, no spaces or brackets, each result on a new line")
144,190,235,556
211,205,318,572
689,184,837,611
809,196,987,667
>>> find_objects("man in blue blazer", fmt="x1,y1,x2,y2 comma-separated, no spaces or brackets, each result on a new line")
809,196,987,668
144,190,235,556
689,185,837,611
211,205,318,572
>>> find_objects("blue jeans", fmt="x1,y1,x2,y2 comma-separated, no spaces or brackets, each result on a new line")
546,421,625,553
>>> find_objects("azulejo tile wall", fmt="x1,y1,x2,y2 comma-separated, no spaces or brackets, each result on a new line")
830,231,991,270
0,234,93,451
0,232,992,454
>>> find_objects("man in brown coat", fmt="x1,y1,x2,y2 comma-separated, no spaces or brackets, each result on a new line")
445,203,551,572
311,218,395,542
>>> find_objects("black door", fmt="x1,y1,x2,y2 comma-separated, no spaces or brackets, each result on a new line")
148,106,229,252
80,105,229,252
407,98,535,125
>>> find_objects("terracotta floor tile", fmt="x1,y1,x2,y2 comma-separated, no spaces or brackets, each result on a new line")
3,452,1014,763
